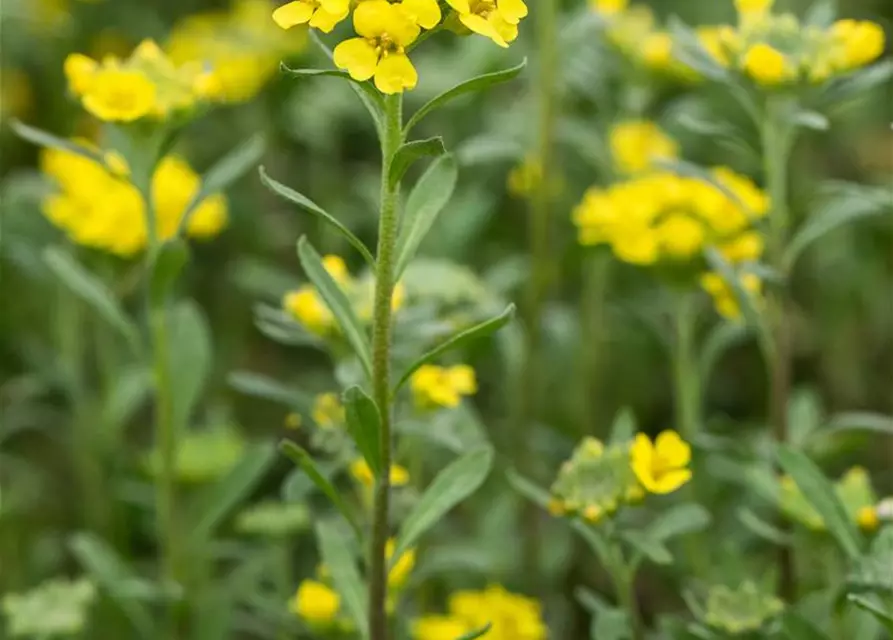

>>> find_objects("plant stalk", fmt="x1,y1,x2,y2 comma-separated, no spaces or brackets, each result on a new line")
368,93,403,640
672,293,701,442
608,545,642,640
580,252,610,437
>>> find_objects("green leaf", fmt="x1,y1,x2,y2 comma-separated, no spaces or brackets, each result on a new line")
179,134,266,236
43,247,141,353
783,611,834,640
149,238,189,306
391,447,493,564
227,370,315,412
404,59,527,134
622,530,673,565
805,0,837,27
297,237,373,379
11,120,106,165
388,137,446,188
822,412,893,438
280,440,362,538
700,321,750,385
608,408,636,446
455,624,492,640
737,507,793,546
646,503,712,541
776,445,863,559
847,595,893,629
296,39,385,133
394,154,459,278
102,366,152,433
168,301,212,433
315,520,368,638
789,110,830,131
260,166,375,268
820,59,893,108
668,18,732,83
343,386,382,476
506,468,551,509
69,533,156,639
186,441,277,545
394,304,515,392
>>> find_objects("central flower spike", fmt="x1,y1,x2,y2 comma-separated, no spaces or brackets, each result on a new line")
446,0,528,47
273,0,350,33
334,0,420,94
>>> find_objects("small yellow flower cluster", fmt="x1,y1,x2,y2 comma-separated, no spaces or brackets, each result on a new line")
413,585,547,640
781,466,879,533
312,392,345,428
590,1,688,75
609,120,679,175
386,538,416,589
167,0,306,103
695,0,885,86
290,580,341,626
283,255,405,336
410,364,477,409
64,40,218,122
349,458,410,488
273,0,529,94
41,144,227,256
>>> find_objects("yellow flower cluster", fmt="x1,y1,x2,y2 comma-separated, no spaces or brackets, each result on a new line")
410,364,477,409
282,255,406,336
291,580,341,626
167,0,306,103
64,40,218,122
696,0,886,86
413,585,547,640
781,466,880,533
610,120,679,175
312,392,345,428
349,458,410,488
41,144,227,256
273,0,529,94
590,1,687,75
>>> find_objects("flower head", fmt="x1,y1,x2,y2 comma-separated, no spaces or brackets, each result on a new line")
742,42,791,85
444,585,547,640
290,580,340,625
630,431,692,495
446,0,528,48
386,539,416,588
334,1,420,94
411,364,477,409
610,120,679,175
273,0,350,33
701,271,762,320
413,616,471,640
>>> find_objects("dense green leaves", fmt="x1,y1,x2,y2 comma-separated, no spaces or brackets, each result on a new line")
343,386,382,476
391,447,494,564
297,237,373,378
315,521,369,638
260,166,375,267
388,137,447,188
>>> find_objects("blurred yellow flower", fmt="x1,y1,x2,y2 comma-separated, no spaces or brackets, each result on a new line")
312,393,345,428
273,0,349,32
507,155,543,198
81,67,157,122
610,120,679,175
334,1,420,94
700,271,761,320
742,43,790,84
290,580,340,624
445,585,547,640
446,0,528,48
630,430,692,495
386,539,416,588
828,20,886,70
41,145,227,256
735,0,773,21
642,32,673,67
857,505,879,532
410,364,477,409
282,255,352,335
591,0,628,16
413,616,471,640
350,459,410,487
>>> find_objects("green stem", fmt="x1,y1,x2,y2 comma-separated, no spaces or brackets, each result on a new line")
368,93,403,640
672,293,700,441
761,96,795,599
580,252,610,437
607,544,642,640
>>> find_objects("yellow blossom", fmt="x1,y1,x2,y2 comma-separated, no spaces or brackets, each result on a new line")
742,43,790,85
700,271,762,320
290,580,340,624
444,585,547,640
312,393,344,428
591,0,628,15
630,431,692,495
410,364,477,408
350,459,410,487
642,32,673,68
446,0,528,48
857,506,879,532
386,539,416,588
283,287,333,335
829,20,886,70
413,616,471,640
610,121,679,174
273,0,350,33
334,1,420,94
79,67,156,122
735,0,774,23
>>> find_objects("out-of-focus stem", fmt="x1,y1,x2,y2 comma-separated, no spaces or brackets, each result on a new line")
580,252,610,437
672,293,700,441
368,93,403,640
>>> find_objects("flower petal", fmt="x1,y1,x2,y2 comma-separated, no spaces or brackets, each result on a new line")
310,5,349,32
655,430,691,467
333,38,379,81
402,0,442,29
272,1,315,29
459,13,508,47
445,0,471,13
374,53,418,94
354,0,393,38
497,0,528,24
651,469,693,494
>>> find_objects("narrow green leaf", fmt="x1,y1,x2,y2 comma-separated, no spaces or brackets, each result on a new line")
394,154,459,278
102,366,152,433
789,110,830,131
822,412,893,438
227,370,315,412
388,137,446,188
608,408,636,446
187,442,277,544
455,624,492,640
646,503,712,541
506,468,551,509
43,247,141,353
805,0,837,27
179,134,266,235
149,239,189,306
315,521,368,638
391,447,494,564
737,507,793,546
394,304,515,393
776,445,863,559
667,18,733,83
847,595,893,629
260,167,375,267
820,59,893,108
404,59,527,134
69,533,156,639
783,611,834,640
168,301,212,433
297,237,373,379
280,440,362,538
622,531,673,565
11,120,106,165
343,386,382,476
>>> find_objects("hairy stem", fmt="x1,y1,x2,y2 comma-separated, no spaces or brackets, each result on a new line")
368,93,403,640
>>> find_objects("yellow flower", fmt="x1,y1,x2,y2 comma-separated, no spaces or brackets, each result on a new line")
655,214,705,259
856,506,879,532
719,231,763,264
446,586,547,640
829,20,886,70
386,539,416,588
334,1,420,94
742,43,790,85
697,26,739,68
701,271,761,320
445,0,528,48
290,580,340,624
64,54,99,95
413,616,471,640
410,364,477,409
283,287,333,334
609,120,679,175
273,0,350,33
350,459,410,487
312,393,344,428
591,0,628,15
321,255,351,286
79,66,156,122
642,32,673,68
630,431,692,495
735,0,773,22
